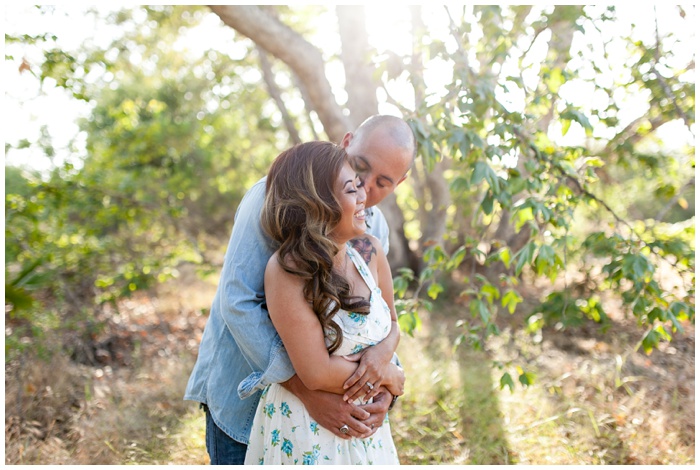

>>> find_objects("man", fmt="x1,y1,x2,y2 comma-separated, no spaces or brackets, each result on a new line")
184,115,416,464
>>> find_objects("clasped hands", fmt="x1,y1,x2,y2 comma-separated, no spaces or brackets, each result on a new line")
295,345,404,440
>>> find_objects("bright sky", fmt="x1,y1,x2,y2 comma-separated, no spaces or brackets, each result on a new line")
3,4,696,173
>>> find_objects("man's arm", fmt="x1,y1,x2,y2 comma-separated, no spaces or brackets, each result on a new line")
218,180,297,398
282,375,374,439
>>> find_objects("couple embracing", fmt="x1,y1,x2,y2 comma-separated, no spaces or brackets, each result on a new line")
185,115,416,465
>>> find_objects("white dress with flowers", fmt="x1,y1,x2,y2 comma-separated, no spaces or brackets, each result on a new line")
244,244,399,465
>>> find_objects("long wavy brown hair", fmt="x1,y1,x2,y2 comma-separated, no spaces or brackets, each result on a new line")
261,141,371,353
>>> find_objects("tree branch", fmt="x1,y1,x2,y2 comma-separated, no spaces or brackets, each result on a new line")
208,5,349,141
654,177,695,222
256,46,301,145
291,72,320,140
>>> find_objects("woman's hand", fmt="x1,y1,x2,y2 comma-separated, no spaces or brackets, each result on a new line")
341,341,395,403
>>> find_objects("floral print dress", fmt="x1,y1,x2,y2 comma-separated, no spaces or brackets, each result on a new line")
244,243,399,465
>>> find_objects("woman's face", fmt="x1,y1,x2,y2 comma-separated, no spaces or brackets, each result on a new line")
329,160,367,244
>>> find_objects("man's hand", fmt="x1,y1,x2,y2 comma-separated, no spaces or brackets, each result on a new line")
357,387,393,430
282,375,374,439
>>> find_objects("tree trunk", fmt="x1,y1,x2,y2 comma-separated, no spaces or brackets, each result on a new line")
418,158,451,248
335,5,414,271
291,73,321,140
410,6,450,250
336,6,379,128
209,5,350,142
211,5,419,271
378,194,419,274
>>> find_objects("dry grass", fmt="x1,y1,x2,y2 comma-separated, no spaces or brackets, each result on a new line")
392,300,695,465
4,266,695,465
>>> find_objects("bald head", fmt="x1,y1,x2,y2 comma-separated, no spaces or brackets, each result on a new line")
340,115,417,208
352,115,417,161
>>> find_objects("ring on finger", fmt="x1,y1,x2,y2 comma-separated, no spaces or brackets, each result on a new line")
339,424,349,434
365,381,374,390
370,423,375,429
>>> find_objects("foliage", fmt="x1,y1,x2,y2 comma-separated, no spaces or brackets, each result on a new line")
387,6,694,379
5,5,282,361
4,5,695,384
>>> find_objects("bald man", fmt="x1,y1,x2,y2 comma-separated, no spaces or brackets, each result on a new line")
185,115,416,465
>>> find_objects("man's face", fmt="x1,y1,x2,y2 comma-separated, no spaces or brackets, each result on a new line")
342,128,412,208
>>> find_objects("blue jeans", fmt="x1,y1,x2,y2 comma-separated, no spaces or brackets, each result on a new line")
203,404,248,465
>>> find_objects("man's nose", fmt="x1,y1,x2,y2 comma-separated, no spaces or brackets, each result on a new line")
358,183,367,203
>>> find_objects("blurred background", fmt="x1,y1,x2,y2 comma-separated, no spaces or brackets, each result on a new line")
4,4,695,464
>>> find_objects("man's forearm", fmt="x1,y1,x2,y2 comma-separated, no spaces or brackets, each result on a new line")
281,373,305,396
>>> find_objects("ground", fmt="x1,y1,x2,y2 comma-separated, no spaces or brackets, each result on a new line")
4,265,695,464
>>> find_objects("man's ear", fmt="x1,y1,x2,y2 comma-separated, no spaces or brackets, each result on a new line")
340,132,353,149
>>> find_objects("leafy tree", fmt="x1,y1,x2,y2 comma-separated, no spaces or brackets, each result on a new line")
5,5,694,378
207,5,695,376
5,6,283,360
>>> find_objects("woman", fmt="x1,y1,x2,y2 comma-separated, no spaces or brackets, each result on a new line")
244,141,404,465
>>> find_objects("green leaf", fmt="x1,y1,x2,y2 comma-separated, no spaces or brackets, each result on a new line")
534,244,555,276
478,301,491,323
499,372,515,392
481,193,494,215
397,308,422,337
449,176,470,192
498,247,512,268
515,241,537,276
654,324,672,342
501,289,523,314
470,161,490,185
480,282,500,302
641,329,660,355
621,253,654,283
447,246,467,270
513,205,534,232
393,276,409,298
4,284,35,311
427,282,444,300
518,370,536,386
560,108,593,134
562,118,572,136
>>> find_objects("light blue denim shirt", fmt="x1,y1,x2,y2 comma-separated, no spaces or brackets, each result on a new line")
184,177,390,445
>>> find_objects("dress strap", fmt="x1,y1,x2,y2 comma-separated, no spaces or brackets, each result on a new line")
346,243,378,291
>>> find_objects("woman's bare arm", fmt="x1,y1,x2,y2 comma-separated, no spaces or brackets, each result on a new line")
265,255,358,395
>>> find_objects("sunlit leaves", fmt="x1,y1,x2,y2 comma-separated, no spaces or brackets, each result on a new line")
560,107,593,136
501,289,522,314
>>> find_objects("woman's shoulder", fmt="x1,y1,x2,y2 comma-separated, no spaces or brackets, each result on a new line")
348,234,383,266
266,251,303,280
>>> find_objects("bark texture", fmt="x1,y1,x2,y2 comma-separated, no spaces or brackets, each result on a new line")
210,4,415,270
336,6,379,128
209,5,350,142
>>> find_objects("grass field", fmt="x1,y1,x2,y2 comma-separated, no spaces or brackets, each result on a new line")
5,268,695,464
